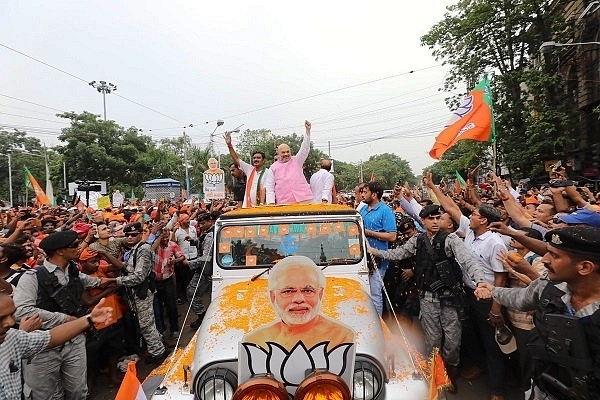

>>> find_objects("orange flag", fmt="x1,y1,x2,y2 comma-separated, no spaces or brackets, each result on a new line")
370,172,376,182
428,348,451,400
115,361,148,400
429,75,496,160
24,167,51,206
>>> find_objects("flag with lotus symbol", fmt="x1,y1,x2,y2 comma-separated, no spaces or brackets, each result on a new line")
429,75,496,159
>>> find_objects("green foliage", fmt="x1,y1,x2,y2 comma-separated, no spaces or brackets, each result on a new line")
363,153,417,189
0,130,47,203
330,160,360,192
423,141,490,180
0,112,418,204
57,111,154,187
421,0,577,179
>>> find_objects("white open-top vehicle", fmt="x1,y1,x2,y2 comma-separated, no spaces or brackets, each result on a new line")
144,204,429,400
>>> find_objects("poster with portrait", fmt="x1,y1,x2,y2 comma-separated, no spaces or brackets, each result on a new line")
112,190,125,207
238,256,356,397
203,157,225,200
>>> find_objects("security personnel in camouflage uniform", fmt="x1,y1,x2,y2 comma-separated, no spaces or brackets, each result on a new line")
187,212,218,330
13,230,105,400
369,205,487,394
104,222,166,363
383,214,420,318
476,226,600,400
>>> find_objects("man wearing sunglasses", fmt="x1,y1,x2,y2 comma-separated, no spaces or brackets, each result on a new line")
13,230,109,399
103,222,167,364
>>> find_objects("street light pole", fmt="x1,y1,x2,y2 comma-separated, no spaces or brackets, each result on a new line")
42,146,53,202
183,131,190,198
89,80,117,121
7,151,12,206
209,120,225,167
1,151,13,205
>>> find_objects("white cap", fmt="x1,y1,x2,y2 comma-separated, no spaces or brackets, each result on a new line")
495,325,517,354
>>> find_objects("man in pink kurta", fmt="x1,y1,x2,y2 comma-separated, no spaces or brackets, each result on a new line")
266,120,314,204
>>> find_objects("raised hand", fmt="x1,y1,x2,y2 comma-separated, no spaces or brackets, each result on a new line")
224,131,232,145
423,170,435,189
90,298,114,326
305,120,312,134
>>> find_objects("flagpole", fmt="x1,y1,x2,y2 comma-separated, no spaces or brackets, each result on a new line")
492,141,498,175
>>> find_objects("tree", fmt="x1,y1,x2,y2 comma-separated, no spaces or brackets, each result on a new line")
57,111,155,189
421,0,577,179
423,140,491,180
330,160,360,192
0,129,48,204
362,153,417,189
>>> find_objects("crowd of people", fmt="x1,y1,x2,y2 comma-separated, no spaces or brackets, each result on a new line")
0,198,225,399
363,165,600,400
1,123,600,400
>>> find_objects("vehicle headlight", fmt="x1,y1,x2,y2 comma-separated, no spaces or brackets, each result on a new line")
352,361,382,400
195,367,237,400
232,374,290,400
296,370,351,400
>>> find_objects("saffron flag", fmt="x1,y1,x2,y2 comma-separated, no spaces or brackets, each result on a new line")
115,361,148,400
428,348,451,400
24,167,51,206
370,172,376,182
429,75,496,160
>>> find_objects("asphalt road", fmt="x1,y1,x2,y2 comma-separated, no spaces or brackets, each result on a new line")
89,298,202,400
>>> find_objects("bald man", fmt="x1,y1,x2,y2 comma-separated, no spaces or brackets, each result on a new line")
310,159,335,203
243,256,354,351
265,121,315,204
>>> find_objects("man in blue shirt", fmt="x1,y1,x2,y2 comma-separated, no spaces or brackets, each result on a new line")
360,181,397,314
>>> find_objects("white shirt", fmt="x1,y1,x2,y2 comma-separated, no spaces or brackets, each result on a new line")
175,225,199,260
238,160,274,207
309,168,335,203
458,215,507,288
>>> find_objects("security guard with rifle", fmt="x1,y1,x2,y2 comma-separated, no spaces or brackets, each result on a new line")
13,230,109,400
476,225,600,400
103,222,167,364
369,204,487,394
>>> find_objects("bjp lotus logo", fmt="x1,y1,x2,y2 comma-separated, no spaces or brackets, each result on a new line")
240,341,354,396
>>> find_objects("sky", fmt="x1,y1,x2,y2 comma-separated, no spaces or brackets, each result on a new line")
1,1,457,175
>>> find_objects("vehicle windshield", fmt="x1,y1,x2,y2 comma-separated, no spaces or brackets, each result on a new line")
216,220,363,268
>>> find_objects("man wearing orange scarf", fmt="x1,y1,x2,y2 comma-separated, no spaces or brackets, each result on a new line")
224,131,274,207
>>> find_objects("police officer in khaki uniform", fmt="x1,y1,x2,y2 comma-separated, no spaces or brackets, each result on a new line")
476,226,600,399
13,230,106,400
104,222,166,363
